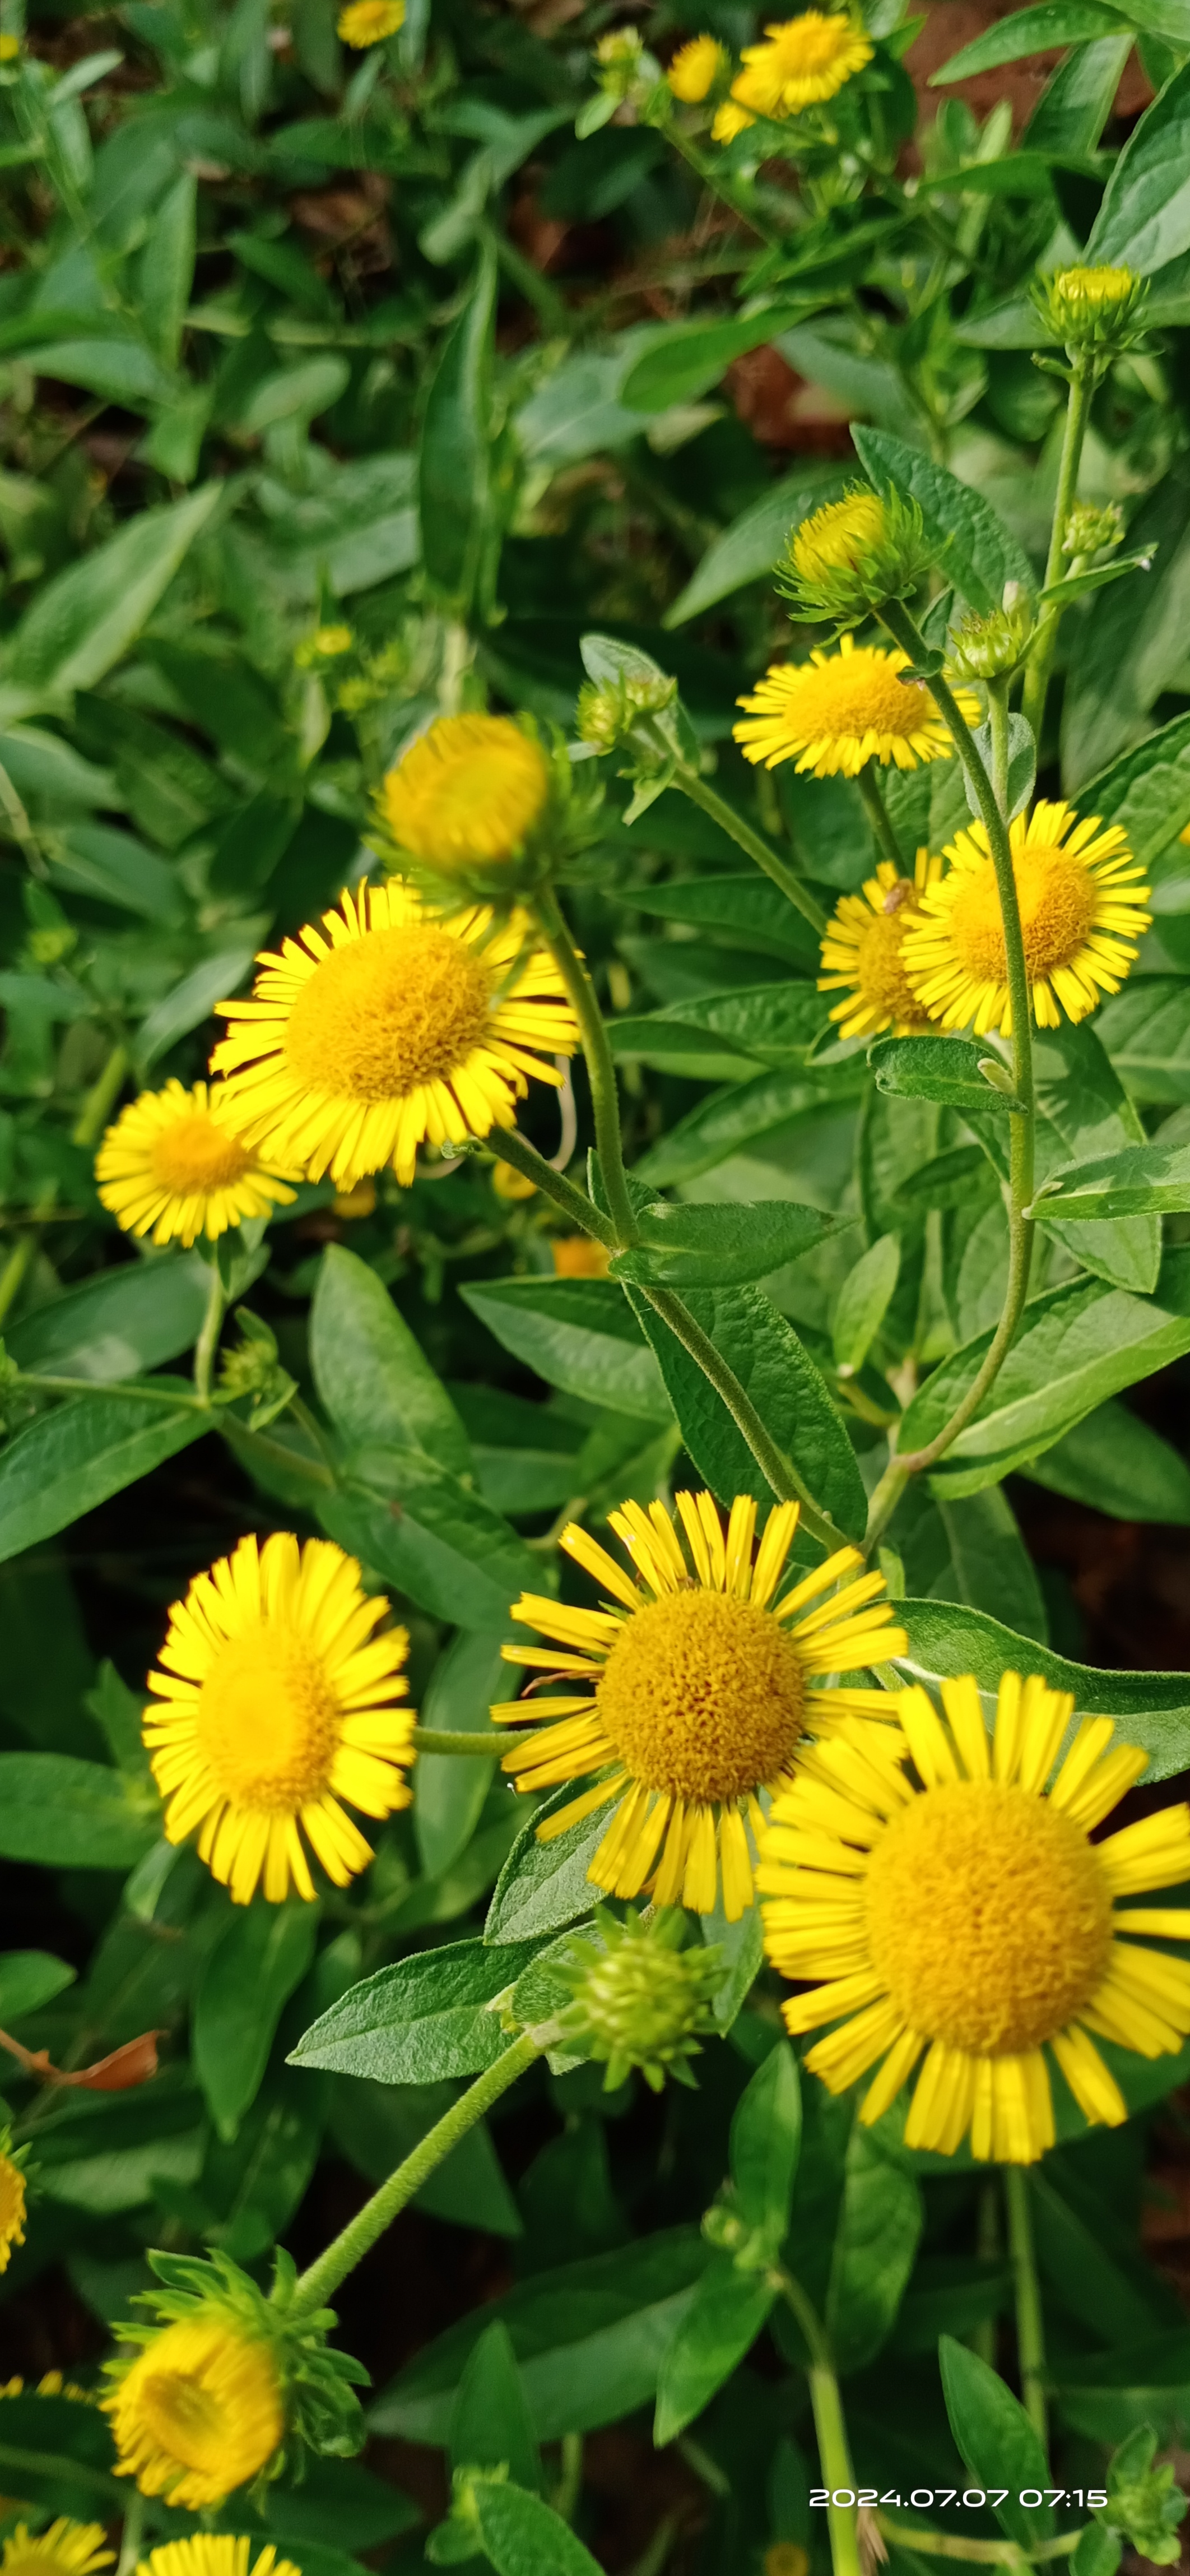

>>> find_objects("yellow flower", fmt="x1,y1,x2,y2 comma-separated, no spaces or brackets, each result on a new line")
712,98,755,139
733,637,978,780
1044,263,1146,346
491,1158,537,1201
331,1175,377,1218
667,33,727,100
210,879,578,1191
1,2527,113,2576
106,2314,283,2506
818,850,942,1041
337,0,403,43
139,2541,299,2576
143,1531,415,1905
551,1234,611,1277
96,1080,297,1250
731,10,872,117
760,1670,1190,2163
494,1493,907,1923
0,34,20,58
791,490,886,587
903,798,1151,1036
0,2150,25,2272
382,715,550,873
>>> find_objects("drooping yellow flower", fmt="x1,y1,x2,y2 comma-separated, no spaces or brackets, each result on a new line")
712,98,756,139
903,798,1151,1036
382,715,551,873
1,2525,113,2576
143,1531,415,1905
667,33,727,100
731,10,872,117
210,880,578,1190
0,2150,25,2272
495,1493,907,1923
337,0,403,44
106,2314,283,2506
96,1081,297,1250
734,637,979,780
819,850,943,1040
791,490,886,588
760,1670,1190,2163
139,2539,299,2576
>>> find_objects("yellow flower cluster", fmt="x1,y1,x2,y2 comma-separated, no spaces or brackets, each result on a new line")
700,10,872,140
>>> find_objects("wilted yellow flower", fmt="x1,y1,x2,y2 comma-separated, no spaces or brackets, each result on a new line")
666,33,727,99
904,798,1151,1035
735,637,978,779
382,715,551,872
731,10,871,117
337,0,403,43
96,1080,296,1249
819,850,943,1040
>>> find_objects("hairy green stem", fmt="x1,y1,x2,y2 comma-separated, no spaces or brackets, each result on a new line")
193,1265,227,1406
17,1372,207,1408
988,678,1010,818
673,766,829,936
638,1282,842,1550
412,1726,504,1756
857,765,907,875
73,1040,128,1149
486,1123,617,1247
1021,358,1094,745
535,887,639,1248
777,2273,862,2576
1005,2167,1048,2455
288,2032,542,2315
878,2523,1079,2566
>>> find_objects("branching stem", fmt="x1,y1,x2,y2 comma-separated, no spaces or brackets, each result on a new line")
535,887,639,1248
1021,356,1094,744
673,765,829,935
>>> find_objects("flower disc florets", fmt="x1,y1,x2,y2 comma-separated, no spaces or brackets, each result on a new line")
946,596,1034,683
558,1907,722,2092
1038,263,1149,355
780,487,933,626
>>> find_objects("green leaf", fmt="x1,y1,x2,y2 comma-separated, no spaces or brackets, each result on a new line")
833,1236,900,1374
1034,1138,1190,1215
194,1901,320,2142
633,1064,864,1190
932,1,1132,84
416,1629,505,1879
1031,2172,1178,2345
138,937,264,1073
1062,469,1190,787
1081,710,1190,869
732,2040,802,2236
464,2475,604,2575
621,310,806,416
896,1594,1190,1779
459,1278,671,1423
1086,57,1190,270
49,821,184,921
850,426,1033,615
890,1484,1049,1643
1098,977,1190,1104
664,466,848,628
939,2335,1053,2551
869,1034,1017,1114
4,486,220,707
966,711,1036,824
419,242,496,615
0,1391,210,1565
29,338,175,408
0,1752,157,1868
485,1783,608,1946
138,170,196,367
0,1948,76,2018
613,983,831,1070
610,1199,838,1289
1029,1018,1159,1294
450,2323,542,2494
614,874,815,966
1053,2332,1190,2447
7,1255,210,1383
327,2071,520,2238
653,2258,776,2445
826,2128,923,2373
311,1244,470,1474
1025,30,1136,152
289,1936,546,2084
629,1283,868,1536
319,1456,540,1632
1020,1397,1190,1522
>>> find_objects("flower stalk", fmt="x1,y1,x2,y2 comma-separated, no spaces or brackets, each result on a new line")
1021,356,1094,746
857,765,906,875
193,1265,227,1407
672,764,829,936
534,886,639,1248
777,2271,862,2576
638,1283,843,1550
1005,2166,1048,2454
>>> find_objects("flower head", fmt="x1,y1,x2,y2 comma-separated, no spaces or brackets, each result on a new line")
782,487,934,626
667,33,728,99
903,798,1151,1036
143,1531,415,1905
734,637,978,780
96,1081,296,1250
731,11,872,117
210,881,577,1191
495,1493,906,1922
1042,263,1147,352
946,596,1034,684
337,0,403,44
140,2543,299,2576
557,1907,723,2091
0,2143,26,2273
760,1670,1190,2162
819,849,943,1041
1,2527,112,2576
380,716,551,884
712,98,756,138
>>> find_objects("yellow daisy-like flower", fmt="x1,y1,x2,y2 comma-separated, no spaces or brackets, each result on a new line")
903,798,1151,1036
792,490,886,587
95,1081,297,1250
143,1531,415,1905
733,637,979,780
730,10,872,117
139,2542,299,2576
210,879,578,1190
0,2151,25,2273
106,2314,282,2506
337,0,403,44
712,98,756,139
819,849,943,1040
382,715,550,873
1,2526,113,2576
667,33,728,99
759,1670,1190,2163
494,1493,907,1924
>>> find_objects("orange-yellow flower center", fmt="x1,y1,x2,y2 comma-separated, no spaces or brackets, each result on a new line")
947,846,1099,988
283,924,491,1102
864,1778,1112,2054
852,885,930,1025
148,1111,254,1197
595,1588,805,1804
796,652,929,742
195,1624,338,1811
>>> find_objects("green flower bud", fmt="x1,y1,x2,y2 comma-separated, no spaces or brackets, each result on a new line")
556,1906,722,2093
576,669,678,754
1062,499,1125,558
218,1311,298,1432
778,484,935,627
1037,263,1149,355
946,594,1034,682
1100,2429,1188,2568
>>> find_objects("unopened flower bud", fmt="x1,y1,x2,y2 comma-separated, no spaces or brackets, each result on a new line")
1039,263,1148,354
667,33,728,101
779,485,933,626
1062,499,1125,558
946,596,1034,682
218,1312,297,1431
557,1906,722,2093
575,670,677,754
1100,2429,1188,2568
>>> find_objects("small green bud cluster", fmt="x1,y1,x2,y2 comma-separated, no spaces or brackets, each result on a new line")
703,2191,780,2275
1037,263,1149,356
577,26,663,132
218,1310,298,1433
1062,499,1125,559
575,669,677,754
778,484,935,627
946,588,1034,682
557,1906,722,2093
1099,2429,1188,2567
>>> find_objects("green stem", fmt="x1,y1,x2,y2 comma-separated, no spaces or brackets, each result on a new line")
552,2431,584,2526
287,2032,542,2316
1021,358,1094,745
673,766,829,937
988,678,1010,818
878,2523,1079,2566
0,1187,57,1329
657,116,780,246
777,2273,862,2576
17,1372,207,1408
73,1041,128,1150
857,766,907,875
1005,2167,1048,2457
638,1282,842,1550
971,2175,1001,2369
487,1124,617,1247
534,888,639,1249
193,1265,226,1406
412,1726,504,1756
117,2489,146,2576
